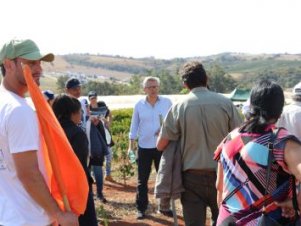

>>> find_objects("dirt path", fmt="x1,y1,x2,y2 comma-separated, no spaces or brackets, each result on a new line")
94,173,211,226
94,174,185,226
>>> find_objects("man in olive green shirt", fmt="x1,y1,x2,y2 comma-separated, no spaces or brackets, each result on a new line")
157,61,242,226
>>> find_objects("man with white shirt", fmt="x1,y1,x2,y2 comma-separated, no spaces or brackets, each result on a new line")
0,39,78,226
128,76,172,219
277,82,301,140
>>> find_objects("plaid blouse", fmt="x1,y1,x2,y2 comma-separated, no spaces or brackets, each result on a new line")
214,127,299,226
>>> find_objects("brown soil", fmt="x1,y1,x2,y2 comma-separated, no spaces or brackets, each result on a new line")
93,173,212,226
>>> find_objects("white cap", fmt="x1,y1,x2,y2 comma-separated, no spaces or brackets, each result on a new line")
293,82,301,95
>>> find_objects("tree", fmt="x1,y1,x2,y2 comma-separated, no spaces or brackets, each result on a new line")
56,75,69,92
156,70,182,94
208,64,237,93
129,75,143,94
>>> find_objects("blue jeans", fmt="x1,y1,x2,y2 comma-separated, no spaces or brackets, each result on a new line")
105,146,112,176
136,147,162,212
92,165,104,197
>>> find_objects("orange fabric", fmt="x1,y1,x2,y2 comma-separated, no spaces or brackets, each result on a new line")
23,66,88,215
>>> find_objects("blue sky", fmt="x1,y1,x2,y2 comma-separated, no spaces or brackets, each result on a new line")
1,0,300,59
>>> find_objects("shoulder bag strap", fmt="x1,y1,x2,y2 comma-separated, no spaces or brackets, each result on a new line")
85,120,92,157
292,175,300,219
263,128,300,219
262,129,279,211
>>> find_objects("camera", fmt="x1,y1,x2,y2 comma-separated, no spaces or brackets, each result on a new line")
91,106,107,119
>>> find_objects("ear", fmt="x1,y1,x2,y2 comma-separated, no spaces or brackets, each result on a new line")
3,59,16,73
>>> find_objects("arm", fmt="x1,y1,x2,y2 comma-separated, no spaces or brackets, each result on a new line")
99,111,112,128
70,131,89,168
13,151,79,226
284,139,301,183
8,106,77,225
277,139,301,214
128,139,136,152
216,162,224,208
128,104,139,153
157,104,178,151
105,111,113,128
156,135,170,151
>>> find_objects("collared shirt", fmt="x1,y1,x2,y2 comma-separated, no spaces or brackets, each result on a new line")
277,101,301,141
129,96,172,148
161,87,243,171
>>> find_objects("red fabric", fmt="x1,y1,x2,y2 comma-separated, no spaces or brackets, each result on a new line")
23,66,88,215
214,128,242,160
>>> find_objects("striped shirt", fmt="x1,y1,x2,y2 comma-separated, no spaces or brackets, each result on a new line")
214,127,299,225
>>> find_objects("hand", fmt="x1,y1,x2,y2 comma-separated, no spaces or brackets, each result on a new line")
101,116,108,123
101,117,110,128
56,211,79,226
276,199,296,218
90,116,100,126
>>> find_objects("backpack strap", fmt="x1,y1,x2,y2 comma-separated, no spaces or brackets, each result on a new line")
85,119,91,165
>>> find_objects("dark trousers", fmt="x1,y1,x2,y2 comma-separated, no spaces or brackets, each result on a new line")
79,184,98,226
181,171,218,226
136,147,162,212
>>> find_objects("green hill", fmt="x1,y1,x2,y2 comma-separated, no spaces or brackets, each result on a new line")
8,52,301,92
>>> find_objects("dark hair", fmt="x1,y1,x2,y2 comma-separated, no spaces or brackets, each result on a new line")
180,61,207,89
52,94,81,121
241,79,284,133
292,95,301,102
1,64,5,76
88,90,97,98
65,77,81,89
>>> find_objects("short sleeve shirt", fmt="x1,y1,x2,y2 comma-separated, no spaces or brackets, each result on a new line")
0,85,52,225
161,87,243,171
277,101,301,141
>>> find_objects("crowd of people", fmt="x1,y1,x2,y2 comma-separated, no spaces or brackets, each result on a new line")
1,38,301,226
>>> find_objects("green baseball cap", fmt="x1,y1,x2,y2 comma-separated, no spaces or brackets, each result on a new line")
0,39,54,64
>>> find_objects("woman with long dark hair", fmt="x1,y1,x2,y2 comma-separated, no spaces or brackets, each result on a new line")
215,80,301,225
52,94,98,226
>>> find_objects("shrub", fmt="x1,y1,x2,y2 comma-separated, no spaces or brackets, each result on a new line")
111,109,135,184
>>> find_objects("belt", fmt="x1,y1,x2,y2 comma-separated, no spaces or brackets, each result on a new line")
185,169,216,175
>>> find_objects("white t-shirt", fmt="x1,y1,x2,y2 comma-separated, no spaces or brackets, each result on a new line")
0,85,52,226
277,101,301,141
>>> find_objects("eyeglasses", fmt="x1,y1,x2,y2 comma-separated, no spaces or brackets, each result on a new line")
145,86,159,89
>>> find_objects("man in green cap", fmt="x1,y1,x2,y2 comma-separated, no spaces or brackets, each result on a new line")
0,39,78,226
